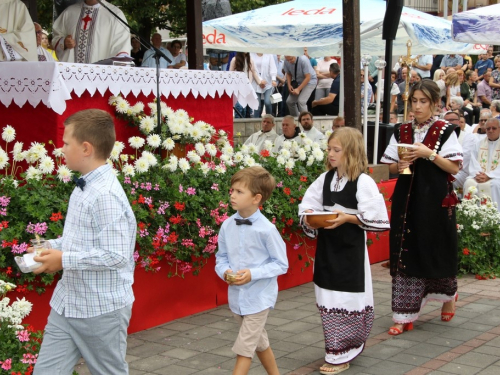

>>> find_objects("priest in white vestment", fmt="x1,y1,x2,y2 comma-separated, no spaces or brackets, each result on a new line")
464,118,500,209
52,0,131,64
299,111,325,143
272,116,304,154
0,0,36,62
244,114,278,152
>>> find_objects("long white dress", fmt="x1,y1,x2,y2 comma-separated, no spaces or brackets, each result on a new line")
52,0,131,63
0,0,36,61
299,171,389,364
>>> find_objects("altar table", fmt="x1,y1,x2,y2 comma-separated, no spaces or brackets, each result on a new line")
0,62,258,148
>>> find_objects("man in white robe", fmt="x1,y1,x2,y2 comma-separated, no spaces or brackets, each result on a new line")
244,114,278,152
299,111,325,143
464,118,500,209
0,0,36,62
35,23,55,62
52,0,130,64
272,116,303,153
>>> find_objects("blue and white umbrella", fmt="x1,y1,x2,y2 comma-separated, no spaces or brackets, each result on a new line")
452,4,499,46
202,0,485,56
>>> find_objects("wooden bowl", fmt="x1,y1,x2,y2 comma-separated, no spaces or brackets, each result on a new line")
306,213,338,229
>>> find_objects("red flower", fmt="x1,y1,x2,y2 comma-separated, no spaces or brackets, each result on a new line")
138,195,146,204
369,167,374,174
6,266,12,275
50,212,63,222
174,202,185,211
290,198,295,203
1,221,8,228
286,169,293,176
462,248,470,255
169,215,183,224
286,218,294,226
260,149,270,157
283,187,291,196
300,176,308,182
138,222,146,230
167,232,178,243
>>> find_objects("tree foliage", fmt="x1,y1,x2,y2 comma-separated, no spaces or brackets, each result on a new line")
36,0,289,42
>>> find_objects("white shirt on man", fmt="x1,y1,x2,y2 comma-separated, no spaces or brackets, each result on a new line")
244,129,278,151
302,127,325,143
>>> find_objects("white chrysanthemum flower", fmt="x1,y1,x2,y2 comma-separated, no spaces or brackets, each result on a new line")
115,97,130,114
109,148,120,161
122,163,135,177
312,148,324,161
307,155,315,166
325,130,333,138
130,102,144,114
303,137,313,146
244,155,256,167
0,149,9,169
219,154,231,164
303,144,312,152
120,154,129,162
108,95,119,106
248,144,258,154
134,158,149,173
215,165,226,174
194,143,205,156
12,141,23,154
239,145,249,155
2,125,16,143
163,161,177,172
263,140,273,151
52,147,64,158
169,121,185,135
30,142,46,155
200,162,210,176
279,149,291,158
187,150,201,163
56,165,72,182
190,126,202,141
141,151,158,167
319,139,328,150
147,134,162,148
13,150,26,162
222,144,234,156
219,129,227,137
285,159,295,169
140,116,156,134
233,152,244,163
205,144,217,156
162,105,174,118
148,102,157,115
39,156,55,174
110,167,119,176
175,109,190,121
281,140,292,150
162,138,175,151
129,136,145,149
25,166,42,180
276,156,286,165
297,148,307,161
178,158,190,173
12,298,32,318
468,186,477,194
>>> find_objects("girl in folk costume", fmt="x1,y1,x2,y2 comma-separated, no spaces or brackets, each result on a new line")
380,79,463,335
299,128,389,375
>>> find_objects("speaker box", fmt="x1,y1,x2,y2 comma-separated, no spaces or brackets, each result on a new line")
382,0,404,41
364,122,395,164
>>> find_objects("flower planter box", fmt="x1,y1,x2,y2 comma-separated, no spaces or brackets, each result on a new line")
10,179,394,333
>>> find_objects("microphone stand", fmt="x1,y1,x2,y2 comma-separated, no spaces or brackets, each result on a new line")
96,0,172,136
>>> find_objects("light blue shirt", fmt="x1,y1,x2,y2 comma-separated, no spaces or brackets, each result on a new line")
142,47,174,69
215,209,288,316
283,55,318,86
49,164,137,318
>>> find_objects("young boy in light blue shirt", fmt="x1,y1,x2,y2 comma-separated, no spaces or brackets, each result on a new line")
216,166,288,375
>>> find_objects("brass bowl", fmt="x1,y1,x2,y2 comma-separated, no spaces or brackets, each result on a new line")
306,213,339,229
226,272,238,282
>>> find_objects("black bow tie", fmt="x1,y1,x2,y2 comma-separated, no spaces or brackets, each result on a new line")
235,218,252,226
73,176,86,191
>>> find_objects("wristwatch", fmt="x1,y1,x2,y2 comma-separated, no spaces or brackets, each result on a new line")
429,152,437,162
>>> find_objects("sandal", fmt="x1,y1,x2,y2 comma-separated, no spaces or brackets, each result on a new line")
319,362,350,374
388,322,413,336
441,293,458,322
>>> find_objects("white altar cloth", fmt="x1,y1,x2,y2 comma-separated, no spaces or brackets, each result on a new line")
0,62,258,115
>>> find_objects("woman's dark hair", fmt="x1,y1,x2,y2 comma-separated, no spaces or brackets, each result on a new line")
409,79,441,114
234,52,252,73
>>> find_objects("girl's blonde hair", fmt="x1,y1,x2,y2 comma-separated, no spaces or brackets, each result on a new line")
326,127,367,181
445,72,459,87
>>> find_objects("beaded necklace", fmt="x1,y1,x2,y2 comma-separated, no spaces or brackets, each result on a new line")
412,117,435,134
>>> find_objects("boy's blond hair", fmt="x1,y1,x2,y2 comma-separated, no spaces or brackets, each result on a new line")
326,127,368,181
64,109,116,161
231,166,276,204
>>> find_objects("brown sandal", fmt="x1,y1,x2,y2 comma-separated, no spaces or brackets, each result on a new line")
319,362,350,374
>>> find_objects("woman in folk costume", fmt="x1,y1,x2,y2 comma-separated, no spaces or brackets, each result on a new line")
299,128,390,374
381,79,463,335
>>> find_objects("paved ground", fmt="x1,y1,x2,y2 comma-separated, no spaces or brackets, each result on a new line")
74,262,500,375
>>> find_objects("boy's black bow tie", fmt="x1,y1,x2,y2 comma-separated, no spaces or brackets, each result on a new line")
235,218,252,226
73,176,86,191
